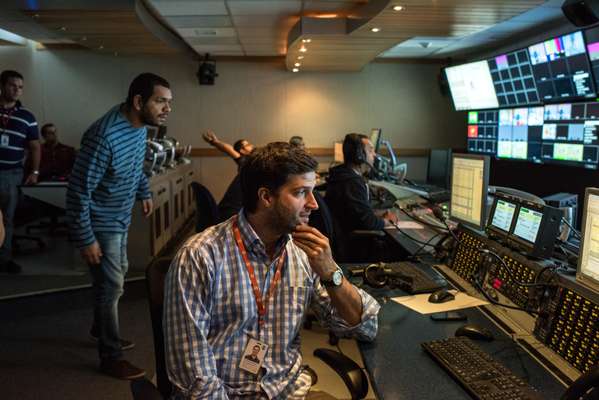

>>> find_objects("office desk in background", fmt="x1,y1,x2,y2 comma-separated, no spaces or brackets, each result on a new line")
348,269,567,400
19,181,68,209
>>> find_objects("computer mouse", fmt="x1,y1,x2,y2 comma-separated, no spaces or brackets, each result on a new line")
455,324,494,341
428,288,455,304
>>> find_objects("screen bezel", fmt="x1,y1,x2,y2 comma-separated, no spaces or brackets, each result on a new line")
449,153,490,231
508,200,546,249
486,192,519,238
576,187,599,293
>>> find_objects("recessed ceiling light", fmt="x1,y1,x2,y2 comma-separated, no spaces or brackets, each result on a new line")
294,62,301,67
393,5,404,11
292,68,299,72
371,27,380,33
299,46,307,53
302,38,312,43
297,55,304,60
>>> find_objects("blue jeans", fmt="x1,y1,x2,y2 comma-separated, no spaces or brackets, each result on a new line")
0,168,23,265
89,231,129,361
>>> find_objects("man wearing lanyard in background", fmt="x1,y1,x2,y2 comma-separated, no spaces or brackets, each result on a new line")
0,70,40,274
164,142,380,399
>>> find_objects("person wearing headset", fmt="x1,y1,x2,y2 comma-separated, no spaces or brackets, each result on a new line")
325,133,399,261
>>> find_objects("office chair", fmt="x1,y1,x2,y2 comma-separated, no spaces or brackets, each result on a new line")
131,257,370,400
190,182,219,233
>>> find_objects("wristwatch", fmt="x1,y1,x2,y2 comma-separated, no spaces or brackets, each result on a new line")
322,267,344,288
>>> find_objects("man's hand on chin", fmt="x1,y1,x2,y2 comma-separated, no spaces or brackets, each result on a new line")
291,224,337,279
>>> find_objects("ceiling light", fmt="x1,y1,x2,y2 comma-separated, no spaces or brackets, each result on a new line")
393,5,404,11
297,55,304,60
299,46,307,52
302,38,312,43
371,27,380,33
315,14,337,18
292,68,299,72
294,62,301,67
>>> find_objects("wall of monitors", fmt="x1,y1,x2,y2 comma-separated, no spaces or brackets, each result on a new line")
459,27,599,169
467,101,599,169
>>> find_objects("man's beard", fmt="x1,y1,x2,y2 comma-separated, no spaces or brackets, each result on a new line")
269,203,301,235
141,106,160,126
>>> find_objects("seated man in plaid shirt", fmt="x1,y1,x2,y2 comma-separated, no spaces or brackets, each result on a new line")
164,142,380,399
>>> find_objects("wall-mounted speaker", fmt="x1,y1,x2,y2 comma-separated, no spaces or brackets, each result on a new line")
562,0,599,27
196,53,218,85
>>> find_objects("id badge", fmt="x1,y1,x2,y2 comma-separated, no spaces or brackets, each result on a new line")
0,134,8,148
239,338,269,375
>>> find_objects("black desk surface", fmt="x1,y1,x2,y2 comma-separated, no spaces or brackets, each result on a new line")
346,269,568,400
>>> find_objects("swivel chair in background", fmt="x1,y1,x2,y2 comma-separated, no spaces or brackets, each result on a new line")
131,257,370,400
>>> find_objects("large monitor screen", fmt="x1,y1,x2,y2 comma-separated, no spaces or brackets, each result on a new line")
488,48,540,107
584,26,599,93
467,110,498,155
446,61,499,111
512,206,543,243
577,188,599,292
490,198,518,232
528,31,596,102
495,106,544,162
449,154,490,230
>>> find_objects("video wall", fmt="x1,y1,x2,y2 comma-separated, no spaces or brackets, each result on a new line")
449,26,599,170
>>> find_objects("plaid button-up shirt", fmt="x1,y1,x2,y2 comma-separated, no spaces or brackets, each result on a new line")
164,210,380,399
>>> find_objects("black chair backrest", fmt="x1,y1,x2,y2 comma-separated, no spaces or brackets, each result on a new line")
145,257,173,399
190,181,219,232
309,191,336,255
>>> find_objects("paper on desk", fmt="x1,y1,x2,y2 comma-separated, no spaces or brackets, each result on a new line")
390,221,424,230
391,290,489,314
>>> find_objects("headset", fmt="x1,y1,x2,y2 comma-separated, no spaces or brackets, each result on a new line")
343,133,367,165
349,263,407,288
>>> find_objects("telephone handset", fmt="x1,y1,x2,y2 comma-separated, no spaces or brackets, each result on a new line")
561,366,599,400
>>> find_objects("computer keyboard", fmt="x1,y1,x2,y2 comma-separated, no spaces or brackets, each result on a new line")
385,261,445,294
422,337,543,400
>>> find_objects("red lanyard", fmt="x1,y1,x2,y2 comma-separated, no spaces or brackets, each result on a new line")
233,217,286,327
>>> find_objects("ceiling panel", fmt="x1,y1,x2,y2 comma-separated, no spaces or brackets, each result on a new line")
178,27,236,38
184,36,240,45
165,15,232,28
149,0,227,17
227,1,301,16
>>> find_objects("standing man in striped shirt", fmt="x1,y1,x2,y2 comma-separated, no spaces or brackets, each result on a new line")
67,73,172,380
164,142,380,398
0,70,41,274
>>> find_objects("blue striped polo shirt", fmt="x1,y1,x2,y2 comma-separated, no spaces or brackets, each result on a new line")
66,104,151,248
0,100,39,170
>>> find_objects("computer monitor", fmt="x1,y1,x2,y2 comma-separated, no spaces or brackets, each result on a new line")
577,187,599,292
449,153,490,230
333,142,344,163
511,204,544,244
507,200,562,258
445,60,499,111
486,193,518,239
427,149,452,189
370,128,382,153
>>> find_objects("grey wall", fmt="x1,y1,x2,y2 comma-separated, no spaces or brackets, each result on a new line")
1,42,466,199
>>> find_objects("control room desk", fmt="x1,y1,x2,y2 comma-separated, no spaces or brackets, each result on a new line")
348,269,567,399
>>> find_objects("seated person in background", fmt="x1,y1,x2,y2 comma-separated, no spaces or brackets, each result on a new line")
325,133,399,261
39,123,76,181
203,130,256,221
289,135,305,150
164,142,380,399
